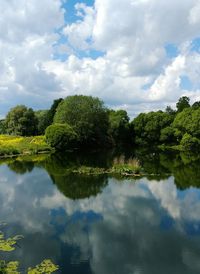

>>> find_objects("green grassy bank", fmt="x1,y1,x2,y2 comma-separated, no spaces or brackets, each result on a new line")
0,135,52,157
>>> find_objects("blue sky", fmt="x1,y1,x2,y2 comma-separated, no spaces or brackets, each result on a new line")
0,0,200,118
55,0,104,61
61,0,94,23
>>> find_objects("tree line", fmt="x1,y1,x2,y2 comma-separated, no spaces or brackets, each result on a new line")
0,95,200,151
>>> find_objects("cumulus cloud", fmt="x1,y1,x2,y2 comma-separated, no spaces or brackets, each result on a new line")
47,0,200,115
0,0,64,115
1,0,200,117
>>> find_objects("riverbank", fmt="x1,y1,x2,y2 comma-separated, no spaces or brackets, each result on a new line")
0,135,52,157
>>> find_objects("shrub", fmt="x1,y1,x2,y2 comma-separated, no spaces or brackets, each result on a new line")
45,123,78,151
180,133,200,151
160,126,176,143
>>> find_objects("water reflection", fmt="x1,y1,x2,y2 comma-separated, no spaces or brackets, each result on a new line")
8,160,34,174
50,173,108,200
135,149,200,189
0,151,200,273
43,153,109,199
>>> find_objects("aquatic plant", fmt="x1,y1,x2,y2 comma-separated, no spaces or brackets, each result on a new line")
27,260,59,274
0,232,23,252
0,260,20,274
112,156,141,174
0,224,58,274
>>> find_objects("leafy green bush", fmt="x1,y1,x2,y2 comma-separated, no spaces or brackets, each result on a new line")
160,126,176,143
180,133,200,151
173,108,200,138
45,123,78,151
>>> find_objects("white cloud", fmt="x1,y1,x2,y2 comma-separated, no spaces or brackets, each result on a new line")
149,55,186,101
63,3,95,50
49,0,200,116
0,0,64,114
1,0,200,117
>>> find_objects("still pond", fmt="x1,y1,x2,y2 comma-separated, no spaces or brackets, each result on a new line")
0,150,200,274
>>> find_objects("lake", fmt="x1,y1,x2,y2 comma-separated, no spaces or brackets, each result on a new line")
0,150,200,274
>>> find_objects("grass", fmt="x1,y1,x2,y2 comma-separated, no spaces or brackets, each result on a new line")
0,135,52,157
111,156,141,175
73,166,106,175
72,156,142,176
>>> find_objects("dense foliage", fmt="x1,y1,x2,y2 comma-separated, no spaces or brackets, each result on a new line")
54,95,109,146
180,133,200,151
172,107,200,138
176,96,190,112
45,123,78,151
5,105,38,136
131,96,200,151
0,120,6,134
35,98,63,134
2,95,200,153
108,110,131,145
35,109,49,135
133,111,173,145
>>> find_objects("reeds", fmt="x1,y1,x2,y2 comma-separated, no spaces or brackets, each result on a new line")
112,155,141,174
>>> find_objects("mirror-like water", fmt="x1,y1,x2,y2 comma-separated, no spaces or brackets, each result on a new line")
1,150,200,274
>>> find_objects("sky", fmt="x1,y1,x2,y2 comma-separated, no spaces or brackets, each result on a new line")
1,0,200,118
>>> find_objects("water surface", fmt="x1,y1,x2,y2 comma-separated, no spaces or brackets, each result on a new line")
0,151,200,273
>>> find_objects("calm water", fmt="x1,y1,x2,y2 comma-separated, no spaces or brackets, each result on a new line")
1,150,200,273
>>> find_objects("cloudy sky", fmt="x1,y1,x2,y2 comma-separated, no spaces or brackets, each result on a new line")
1,0,200,118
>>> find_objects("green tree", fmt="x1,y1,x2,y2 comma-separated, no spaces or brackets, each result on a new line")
35,110,48,135
176,96,190,112
160,126,176,143
131,113,147,145
133,111,173,145
172,107,200,138
0,120,6,134
54,95,109,146
35,98,63,135
180,133,200,151
108,110,131,145
45,98,63,126
192,101,200,109
5,105,38,136
165,106,176,115
45,123,78,151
